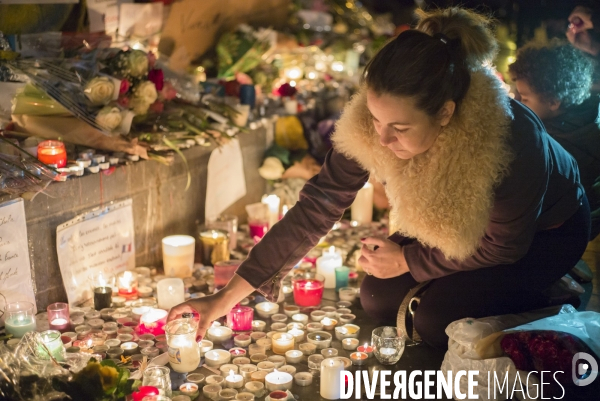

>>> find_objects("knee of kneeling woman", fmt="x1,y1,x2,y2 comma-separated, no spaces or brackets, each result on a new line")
360,276,399,324
413,308,450,349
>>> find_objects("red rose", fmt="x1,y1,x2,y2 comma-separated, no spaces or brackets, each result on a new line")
148,69,164,91
276,83,297,97
120,79,131,95
160,82,177,101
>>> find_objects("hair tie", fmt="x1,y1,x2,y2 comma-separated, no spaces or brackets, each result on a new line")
433,32,450,44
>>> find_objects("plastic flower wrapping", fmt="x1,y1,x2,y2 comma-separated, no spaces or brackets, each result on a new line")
0,332,137,401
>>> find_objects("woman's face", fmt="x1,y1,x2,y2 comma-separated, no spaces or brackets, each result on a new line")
366,90,453,159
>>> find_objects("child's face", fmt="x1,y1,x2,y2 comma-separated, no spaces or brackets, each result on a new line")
515,79,559,120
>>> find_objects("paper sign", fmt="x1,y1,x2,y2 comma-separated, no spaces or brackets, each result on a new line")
0,198,36,326
87,0,132,33
56,199,135,306
205,139,247,221
118,3,163,39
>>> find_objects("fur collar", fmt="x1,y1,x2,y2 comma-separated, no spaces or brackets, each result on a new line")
332,69,514,260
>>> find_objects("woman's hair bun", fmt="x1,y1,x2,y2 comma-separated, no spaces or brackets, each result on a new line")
416,7,498,70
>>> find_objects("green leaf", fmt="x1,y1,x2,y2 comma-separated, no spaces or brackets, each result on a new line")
163,137,191,191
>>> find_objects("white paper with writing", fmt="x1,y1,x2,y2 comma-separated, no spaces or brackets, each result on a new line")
56,199,135,306
118,2,163,39
0,198,36,325
87,0,133,33
205,139,247,221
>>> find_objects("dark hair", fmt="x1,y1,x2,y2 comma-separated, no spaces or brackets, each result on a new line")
508,39,594,108
364,7,498,118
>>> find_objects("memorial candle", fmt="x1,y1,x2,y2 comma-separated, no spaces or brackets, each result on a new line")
38,330,65,361
5,301,36,338
162,235,195,278
116,271,138,299
156,278,185,310
292,273,324,307
226,370,244,389
264,370,293,392
227,306,253,332
47,302,70,332
316,247,342,289
199,230,230,266
262,194,280,229
320,358,344,400
138,309,168,336
165,318,201,373
37,140,67,167
271,333,294,355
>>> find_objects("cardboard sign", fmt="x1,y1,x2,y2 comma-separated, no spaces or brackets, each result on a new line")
56,199,135,306
0,198,36,325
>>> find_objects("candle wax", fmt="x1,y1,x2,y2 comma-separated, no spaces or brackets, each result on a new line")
5,315,36,338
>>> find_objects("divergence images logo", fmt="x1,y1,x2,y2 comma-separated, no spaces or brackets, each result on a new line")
572,352,598,387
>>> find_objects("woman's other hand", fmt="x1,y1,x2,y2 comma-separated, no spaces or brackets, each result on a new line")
359,237,409,279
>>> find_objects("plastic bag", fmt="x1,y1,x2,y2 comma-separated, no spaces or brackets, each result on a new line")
440,305,578,401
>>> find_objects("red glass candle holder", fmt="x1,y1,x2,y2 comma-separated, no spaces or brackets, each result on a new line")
47,302,71,332
132,386,159,401
214,260,241,288
292,273,325,307
137,309,168,336
227,305,254,332
249,220,269,240
37,140,67,168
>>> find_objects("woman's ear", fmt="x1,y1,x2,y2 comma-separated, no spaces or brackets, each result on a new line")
439,100,456,127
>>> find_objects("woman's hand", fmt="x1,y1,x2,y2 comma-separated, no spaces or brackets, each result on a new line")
167,274,255,341
358,237,409,279
566,6,599,56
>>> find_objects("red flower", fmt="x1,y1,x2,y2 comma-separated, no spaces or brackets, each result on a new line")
149,100,164,114
221,80,240,97
120,79,131,95
277,83,297,97
148,69,164,91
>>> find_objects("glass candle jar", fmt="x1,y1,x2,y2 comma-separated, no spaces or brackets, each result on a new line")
271,333,294,355
199,230,230,266
162,235,196,278
165,318,201,373
214,260,242,289
47,302,70,332
334,266,350,290
372,326,405,365
5,301,36,338
89,271,115,311
206,214,238,251
38,330,66,361
37,140,67,168
292,272,325,307
116,271,138,299
142,366,172,397
227,305,253,332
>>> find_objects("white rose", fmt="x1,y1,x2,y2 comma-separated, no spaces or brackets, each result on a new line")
84,77,115,106
130,98,150,115
96,106,123,131
133,81,158,105
258,157,285,180
127,50,149,78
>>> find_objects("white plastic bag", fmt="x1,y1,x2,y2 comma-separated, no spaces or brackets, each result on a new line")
440,305,578,401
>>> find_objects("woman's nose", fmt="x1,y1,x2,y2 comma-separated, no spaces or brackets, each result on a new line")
379,127,396,147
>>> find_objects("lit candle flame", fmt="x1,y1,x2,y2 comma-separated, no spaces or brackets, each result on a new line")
229,370,234,379
329,246,335,255
212,231,218,239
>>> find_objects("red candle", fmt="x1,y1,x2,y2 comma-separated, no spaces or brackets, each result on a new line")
117,271,138,300
249,220,269,240
292,278,324,307
37,140,67,168
227,305,253,332
137,309,168,336
357,344,373,358
132,386,159,401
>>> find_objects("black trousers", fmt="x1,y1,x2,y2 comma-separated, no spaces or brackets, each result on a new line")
360,195,591,349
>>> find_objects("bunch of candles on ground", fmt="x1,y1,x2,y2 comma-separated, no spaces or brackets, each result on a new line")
4,220,397,400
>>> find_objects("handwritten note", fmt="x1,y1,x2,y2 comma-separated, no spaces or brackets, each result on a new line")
205,139,247,221
0,198,36,326
56,199,135,306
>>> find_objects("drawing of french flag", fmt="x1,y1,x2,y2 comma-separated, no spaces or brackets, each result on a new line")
122,243,132,253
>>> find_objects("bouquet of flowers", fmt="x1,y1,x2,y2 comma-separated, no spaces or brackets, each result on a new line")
216,24,276,80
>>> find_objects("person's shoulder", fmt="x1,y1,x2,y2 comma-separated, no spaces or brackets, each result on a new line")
506,98,546,153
